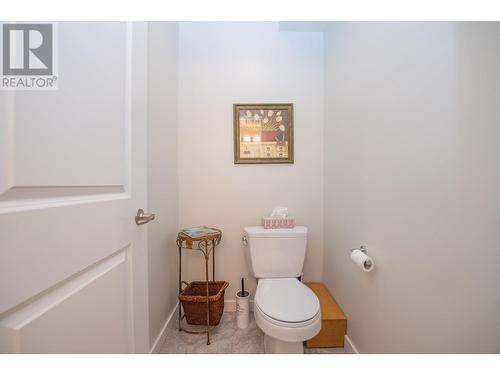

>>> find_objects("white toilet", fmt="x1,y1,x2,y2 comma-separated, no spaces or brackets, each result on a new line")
243,226,321,354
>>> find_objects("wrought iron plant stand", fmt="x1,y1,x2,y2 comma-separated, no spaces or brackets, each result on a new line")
176,228,222,345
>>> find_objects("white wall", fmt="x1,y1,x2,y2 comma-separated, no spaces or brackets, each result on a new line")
323,22,500,353
178,22,324,301
147,22,179,349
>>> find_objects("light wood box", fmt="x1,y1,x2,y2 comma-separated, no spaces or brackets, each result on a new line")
305,282,347,348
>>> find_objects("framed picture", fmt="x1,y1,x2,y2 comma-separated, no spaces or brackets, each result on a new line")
233,103,294,164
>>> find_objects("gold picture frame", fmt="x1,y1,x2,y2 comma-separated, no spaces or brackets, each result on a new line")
233,103,294,164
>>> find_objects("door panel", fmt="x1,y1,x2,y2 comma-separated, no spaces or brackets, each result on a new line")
0,22,149,353
0,249,131,353
12,23,127,187
0,200,132,313
0,91,14,195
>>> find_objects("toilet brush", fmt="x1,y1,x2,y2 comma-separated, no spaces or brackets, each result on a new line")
236,277,250,329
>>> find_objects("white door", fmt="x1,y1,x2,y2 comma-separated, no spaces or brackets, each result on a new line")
0,22,150,353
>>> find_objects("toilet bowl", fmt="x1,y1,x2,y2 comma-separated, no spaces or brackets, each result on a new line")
254,278,321,353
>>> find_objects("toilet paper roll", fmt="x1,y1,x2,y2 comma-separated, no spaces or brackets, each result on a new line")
350,249,375,272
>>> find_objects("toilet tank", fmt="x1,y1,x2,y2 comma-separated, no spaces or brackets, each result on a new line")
243,226,308,278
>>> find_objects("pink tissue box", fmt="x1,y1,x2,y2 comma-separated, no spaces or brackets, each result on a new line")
262,217,295,229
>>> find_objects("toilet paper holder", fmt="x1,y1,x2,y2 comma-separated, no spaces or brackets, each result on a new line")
350,245,367,254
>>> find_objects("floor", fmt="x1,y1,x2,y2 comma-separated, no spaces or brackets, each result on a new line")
158,312,345,354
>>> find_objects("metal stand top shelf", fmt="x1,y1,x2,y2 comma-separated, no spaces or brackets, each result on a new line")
176,228,222,250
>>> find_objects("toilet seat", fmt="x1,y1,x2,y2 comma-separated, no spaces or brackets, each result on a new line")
254,278,321,342
255,278,320,323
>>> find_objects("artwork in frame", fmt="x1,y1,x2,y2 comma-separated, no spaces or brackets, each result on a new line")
233,103,294,164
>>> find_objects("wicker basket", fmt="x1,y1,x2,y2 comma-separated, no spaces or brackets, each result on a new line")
178,281,229,326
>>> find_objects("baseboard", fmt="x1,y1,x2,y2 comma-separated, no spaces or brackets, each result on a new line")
224,299,254,312
344,335,360,354
150,302,179,354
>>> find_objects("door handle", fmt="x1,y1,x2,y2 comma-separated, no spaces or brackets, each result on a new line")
135,209,155,225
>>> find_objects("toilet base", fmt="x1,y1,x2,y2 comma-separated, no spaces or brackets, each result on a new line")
264,334,304,354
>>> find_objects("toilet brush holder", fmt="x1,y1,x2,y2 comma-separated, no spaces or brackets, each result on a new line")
236,291,250,329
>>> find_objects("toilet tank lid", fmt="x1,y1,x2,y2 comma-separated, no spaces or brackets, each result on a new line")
244,226,307,238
